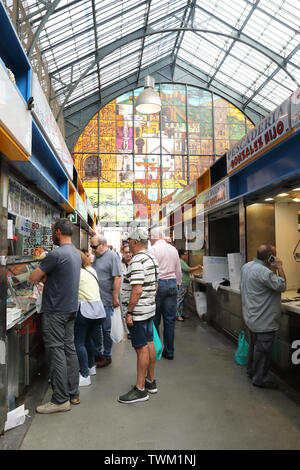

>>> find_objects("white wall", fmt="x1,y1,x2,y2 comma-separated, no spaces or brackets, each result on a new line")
275,201,300,290
102,228,122,251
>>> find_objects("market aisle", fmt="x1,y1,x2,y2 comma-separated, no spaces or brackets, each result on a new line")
20,313,300,450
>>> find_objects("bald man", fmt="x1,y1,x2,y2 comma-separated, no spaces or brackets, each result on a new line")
240,244,286,389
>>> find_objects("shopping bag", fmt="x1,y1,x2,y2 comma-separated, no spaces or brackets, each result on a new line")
35,294,43,313
235,330,249,366
110,307,124,343
152,321,162,360
33,283,43,313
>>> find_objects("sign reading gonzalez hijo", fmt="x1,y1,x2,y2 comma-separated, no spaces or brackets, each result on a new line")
226,99,290,174
203,178,229,211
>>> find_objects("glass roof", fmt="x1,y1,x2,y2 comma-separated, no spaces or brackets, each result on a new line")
22,0,300,116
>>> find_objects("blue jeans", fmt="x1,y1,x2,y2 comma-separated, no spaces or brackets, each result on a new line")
153,279,177,357
74,310,102,377
128,318,153,349
92,305,113,359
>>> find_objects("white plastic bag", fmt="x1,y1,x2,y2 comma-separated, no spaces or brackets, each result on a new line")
110,307,124,343
4,405,29,432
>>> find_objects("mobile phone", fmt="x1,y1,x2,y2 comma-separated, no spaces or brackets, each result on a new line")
268,255,275,265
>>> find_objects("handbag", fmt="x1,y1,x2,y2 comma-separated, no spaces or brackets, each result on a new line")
152,321,162,360
235,330,249,366
110,307,124,343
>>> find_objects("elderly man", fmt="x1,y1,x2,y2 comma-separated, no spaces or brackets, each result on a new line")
149,226,182,360
118,228,159,404
240,244,286,389
90,234,122,367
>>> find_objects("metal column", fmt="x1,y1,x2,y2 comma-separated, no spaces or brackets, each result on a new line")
0,159,8,434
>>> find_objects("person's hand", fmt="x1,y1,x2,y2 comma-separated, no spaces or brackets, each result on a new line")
126,313,133,327
112,295,120,308
198,264,203,270
273,257,283,269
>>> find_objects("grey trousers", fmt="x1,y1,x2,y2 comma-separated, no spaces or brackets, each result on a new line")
247,329,275,385
42,312,80,404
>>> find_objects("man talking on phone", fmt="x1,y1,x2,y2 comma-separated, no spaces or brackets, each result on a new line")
240,244,286,389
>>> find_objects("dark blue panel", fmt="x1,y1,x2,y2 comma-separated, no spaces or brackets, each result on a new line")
13,160,69,205
0,3,31,100
229,131,300,199
31,119,69,196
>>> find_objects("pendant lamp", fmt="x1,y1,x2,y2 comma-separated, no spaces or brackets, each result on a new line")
136,76,161,114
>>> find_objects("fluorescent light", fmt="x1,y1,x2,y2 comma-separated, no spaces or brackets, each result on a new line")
292,188,300,191
277,193,289,197
265,198,274,201
293,198,300,202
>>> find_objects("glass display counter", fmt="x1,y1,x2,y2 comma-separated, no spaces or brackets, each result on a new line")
6,257,44,406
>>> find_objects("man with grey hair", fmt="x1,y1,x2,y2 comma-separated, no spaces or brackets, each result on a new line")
240,244,286,389
118,228,159,404
149,226,182,360
90,233,122,368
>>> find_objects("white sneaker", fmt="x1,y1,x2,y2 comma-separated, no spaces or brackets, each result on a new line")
79,374,91,386
89,366,97,376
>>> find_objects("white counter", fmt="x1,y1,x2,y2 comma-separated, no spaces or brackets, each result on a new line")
191,278,300,313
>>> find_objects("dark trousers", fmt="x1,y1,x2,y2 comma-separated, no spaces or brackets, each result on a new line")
153,279,177,357
247,329,275,385
42,312,80,404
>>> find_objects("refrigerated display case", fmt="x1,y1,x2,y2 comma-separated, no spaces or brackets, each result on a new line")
6,258,44,407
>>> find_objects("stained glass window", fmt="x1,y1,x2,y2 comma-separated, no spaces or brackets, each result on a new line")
73,84,253,223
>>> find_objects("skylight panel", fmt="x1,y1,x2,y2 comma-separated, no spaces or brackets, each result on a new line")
257,0,300,32
195,0,252,29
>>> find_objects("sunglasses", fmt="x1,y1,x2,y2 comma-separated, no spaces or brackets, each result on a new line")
90,244,100,250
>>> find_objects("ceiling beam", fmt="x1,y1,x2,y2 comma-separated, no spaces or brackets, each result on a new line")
136,0,152,85
27,0,61,59
55,25,298,118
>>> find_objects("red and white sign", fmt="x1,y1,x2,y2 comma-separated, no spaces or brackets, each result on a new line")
226,99,290,174
203,178,229,211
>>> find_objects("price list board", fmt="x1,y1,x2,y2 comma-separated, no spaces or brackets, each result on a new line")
22,224,53,256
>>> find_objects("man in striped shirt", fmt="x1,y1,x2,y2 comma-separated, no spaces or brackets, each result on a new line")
118,228,159,404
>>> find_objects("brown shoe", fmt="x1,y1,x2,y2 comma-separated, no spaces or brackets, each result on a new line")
96,357,112,368
70,398,80,405
95,354,105,362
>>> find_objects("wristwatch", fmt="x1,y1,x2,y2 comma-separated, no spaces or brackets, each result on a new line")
126,311,133,315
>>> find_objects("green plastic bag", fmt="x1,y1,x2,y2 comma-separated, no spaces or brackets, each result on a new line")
235,330,249,366
153,322,162,360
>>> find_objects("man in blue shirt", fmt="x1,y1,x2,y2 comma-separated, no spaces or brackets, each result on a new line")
30,218,81,413
240,244,286,389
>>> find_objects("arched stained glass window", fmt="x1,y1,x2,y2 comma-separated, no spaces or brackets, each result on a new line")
73,85,253,223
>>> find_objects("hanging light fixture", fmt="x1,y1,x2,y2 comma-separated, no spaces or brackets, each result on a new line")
136,76,161,114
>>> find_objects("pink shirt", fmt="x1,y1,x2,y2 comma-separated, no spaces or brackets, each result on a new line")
150,240,182,285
